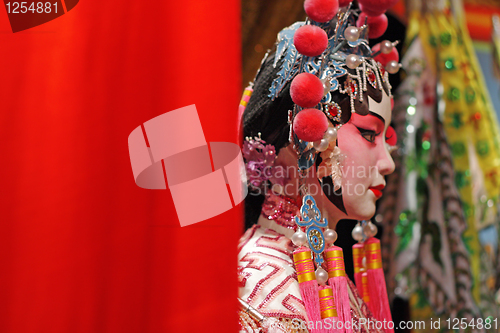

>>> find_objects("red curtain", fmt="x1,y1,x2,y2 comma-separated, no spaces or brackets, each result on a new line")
0,1,241,332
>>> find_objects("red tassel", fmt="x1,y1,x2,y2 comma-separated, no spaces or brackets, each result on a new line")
352,243,364,292
325,246,352,333
318,285,340,333
361,271,370,307
293,247,323,332
364,237,393,333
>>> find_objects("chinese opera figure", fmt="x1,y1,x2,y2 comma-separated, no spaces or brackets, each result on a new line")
237,1,403,332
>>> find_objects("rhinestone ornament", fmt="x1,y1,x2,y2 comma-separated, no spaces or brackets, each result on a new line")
325,102,342,122
366,68,377,88
328,105,338,117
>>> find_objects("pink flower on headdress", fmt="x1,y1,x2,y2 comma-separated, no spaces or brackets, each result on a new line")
243,135,286,191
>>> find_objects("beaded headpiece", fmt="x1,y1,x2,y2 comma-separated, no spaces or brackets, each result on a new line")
266,3,400,173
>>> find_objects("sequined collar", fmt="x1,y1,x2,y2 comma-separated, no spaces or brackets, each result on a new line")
259,191,300,238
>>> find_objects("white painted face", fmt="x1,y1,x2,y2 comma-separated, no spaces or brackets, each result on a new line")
308,90,395,223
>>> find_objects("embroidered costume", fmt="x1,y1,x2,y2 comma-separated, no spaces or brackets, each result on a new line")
238,194,386,333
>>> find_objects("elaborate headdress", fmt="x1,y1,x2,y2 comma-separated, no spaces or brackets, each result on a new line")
241,0,401,332
270,4,399,168
243,1,400,194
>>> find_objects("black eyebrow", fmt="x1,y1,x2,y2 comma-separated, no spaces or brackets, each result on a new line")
368,111,386,125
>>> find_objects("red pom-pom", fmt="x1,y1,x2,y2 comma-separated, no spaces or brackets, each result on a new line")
290,73,324,108
358,3,386,17
357,13,388,39
294,25,328,57
293,109,329,142
372,43,399,66
385,126,397,146
339,0,352,6
304,0,339,23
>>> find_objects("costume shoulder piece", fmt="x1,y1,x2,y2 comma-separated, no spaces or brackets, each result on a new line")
238,224,308,322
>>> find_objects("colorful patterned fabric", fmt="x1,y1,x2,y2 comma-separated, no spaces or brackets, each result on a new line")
377,3,500,332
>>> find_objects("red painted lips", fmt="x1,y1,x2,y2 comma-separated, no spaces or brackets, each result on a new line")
369,184,385,198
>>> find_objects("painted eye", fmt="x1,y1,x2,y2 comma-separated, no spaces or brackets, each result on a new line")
356,127,378,143
385,126,397,145
362,133,376,143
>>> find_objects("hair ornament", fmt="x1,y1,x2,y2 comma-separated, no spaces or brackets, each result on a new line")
242,134,282,192
323,101,342,122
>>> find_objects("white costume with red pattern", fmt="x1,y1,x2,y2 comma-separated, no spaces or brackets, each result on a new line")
238,215,386,333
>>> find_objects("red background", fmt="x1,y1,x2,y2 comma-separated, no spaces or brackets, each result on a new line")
0,1,242,332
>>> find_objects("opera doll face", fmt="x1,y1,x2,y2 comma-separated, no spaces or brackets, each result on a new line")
309,90,395,222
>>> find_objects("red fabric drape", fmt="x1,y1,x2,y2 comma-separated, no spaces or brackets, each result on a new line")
0,1,241,332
